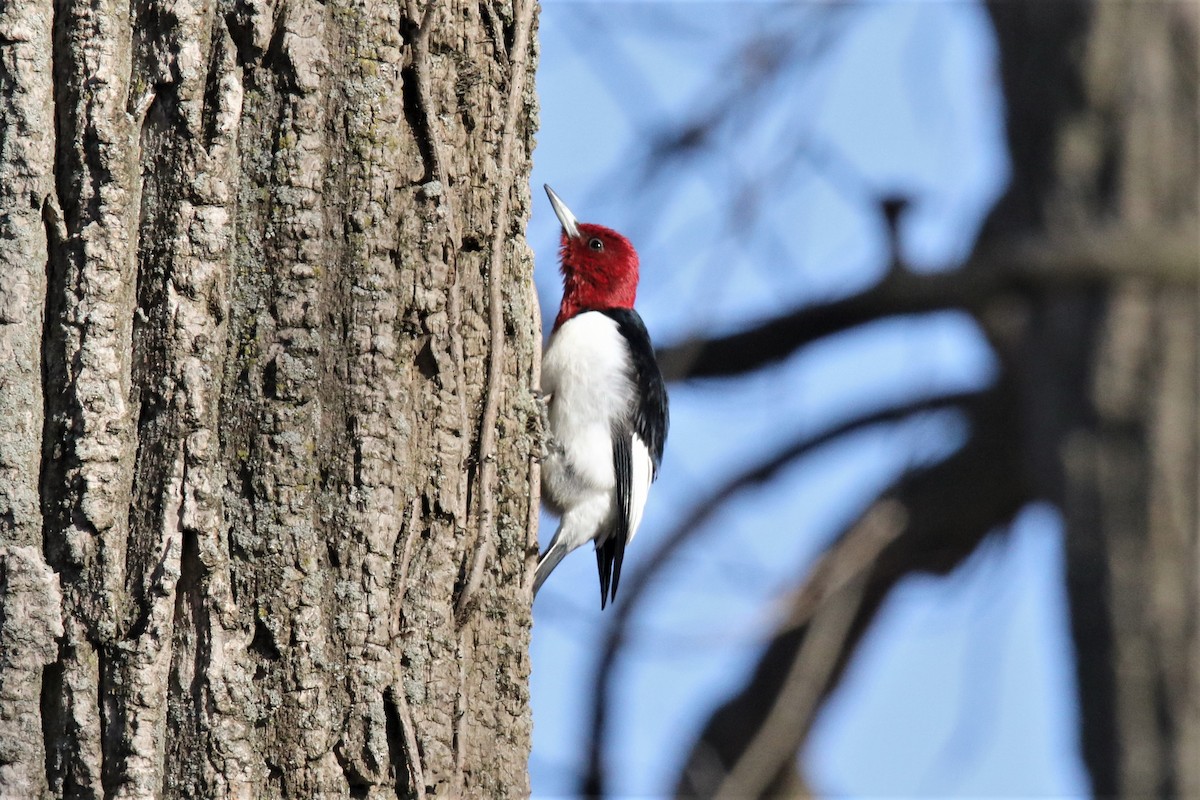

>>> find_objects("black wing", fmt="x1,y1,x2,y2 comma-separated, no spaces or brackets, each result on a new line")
596,433,631,609
595,308,670,608
599,308,669,469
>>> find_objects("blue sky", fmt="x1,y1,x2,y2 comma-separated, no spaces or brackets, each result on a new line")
529,3,1090,797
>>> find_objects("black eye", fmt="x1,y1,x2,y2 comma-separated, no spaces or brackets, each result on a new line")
588,237,604,252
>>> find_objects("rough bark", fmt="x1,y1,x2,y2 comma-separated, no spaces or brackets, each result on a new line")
0,0,540,797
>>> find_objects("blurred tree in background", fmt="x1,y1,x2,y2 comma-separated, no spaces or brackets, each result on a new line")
530,2,1197,797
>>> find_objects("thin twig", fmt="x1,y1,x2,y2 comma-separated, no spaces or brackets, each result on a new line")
389,685,427,800
451,637,469,795
408,2,452,228
456,0,537,617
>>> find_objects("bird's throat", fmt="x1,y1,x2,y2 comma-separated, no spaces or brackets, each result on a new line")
555,280,637,330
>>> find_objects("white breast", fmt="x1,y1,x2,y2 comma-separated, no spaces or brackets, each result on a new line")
541,312,634,508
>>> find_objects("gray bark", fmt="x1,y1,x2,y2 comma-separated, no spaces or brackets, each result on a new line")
0,0,540,797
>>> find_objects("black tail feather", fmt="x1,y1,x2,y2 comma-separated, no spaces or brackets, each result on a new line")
596,546,610,609
595,533,628,610
610,535,626,602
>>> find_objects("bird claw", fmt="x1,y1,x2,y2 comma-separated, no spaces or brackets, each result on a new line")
532,389,559,461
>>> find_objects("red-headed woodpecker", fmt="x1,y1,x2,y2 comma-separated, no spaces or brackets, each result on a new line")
534,185,669,609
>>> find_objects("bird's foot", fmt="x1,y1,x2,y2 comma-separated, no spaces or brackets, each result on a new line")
531,389,559,461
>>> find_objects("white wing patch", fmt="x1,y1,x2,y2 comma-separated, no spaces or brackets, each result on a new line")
627,435,654,542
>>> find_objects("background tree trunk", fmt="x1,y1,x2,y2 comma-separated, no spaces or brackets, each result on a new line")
0,0,540,797
984,2,1199,795
668,2,1199,796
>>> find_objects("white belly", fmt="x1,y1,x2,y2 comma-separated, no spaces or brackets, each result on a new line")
541,312,634,513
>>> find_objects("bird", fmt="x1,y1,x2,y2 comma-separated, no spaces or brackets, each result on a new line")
534,184,669,609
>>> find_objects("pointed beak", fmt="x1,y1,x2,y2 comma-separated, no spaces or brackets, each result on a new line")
544,184,581,240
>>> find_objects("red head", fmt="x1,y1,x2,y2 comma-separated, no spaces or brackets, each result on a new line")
545,185,639,330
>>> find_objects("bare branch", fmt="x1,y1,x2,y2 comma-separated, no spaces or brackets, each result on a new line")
656,269,986,382
674,385,1028,797
711,501,907,800
657,228,1198,384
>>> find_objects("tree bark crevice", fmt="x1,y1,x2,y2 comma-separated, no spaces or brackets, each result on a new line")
4,0,539,796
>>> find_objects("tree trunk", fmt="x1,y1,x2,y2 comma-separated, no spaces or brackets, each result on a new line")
0,0,540,797
983,2,1199,795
